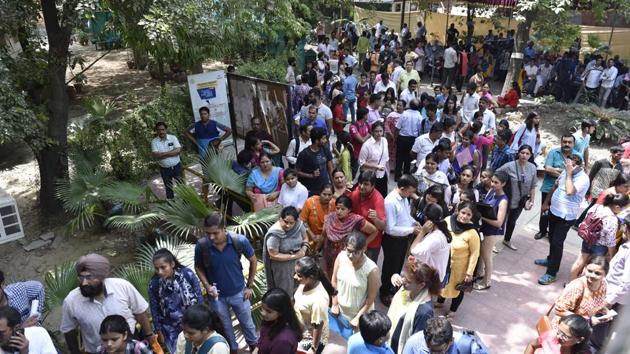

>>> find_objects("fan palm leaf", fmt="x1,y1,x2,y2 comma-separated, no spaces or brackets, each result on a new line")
136,235,196,270
101,181,152,214
112,264,153,301
44,262,78,313
228,207,280,242
199,150,246,195
155,198,207,239
104,212,163,232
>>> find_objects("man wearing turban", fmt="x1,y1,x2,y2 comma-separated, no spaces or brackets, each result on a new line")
60,254,155,354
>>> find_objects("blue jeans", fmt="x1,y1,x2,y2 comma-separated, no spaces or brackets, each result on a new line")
343,97,356,123
210,291,258,350
159,163,182,199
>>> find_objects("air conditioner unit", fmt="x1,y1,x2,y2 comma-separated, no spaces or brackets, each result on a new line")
0,187,24,244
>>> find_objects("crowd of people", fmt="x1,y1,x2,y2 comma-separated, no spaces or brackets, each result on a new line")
3,18,630,354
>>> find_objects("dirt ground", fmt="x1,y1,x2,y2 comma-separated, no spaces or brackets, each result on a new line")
0,45,613,336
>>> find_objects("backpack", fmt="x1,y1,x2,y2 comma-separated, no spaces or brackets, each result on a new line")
198,233,244,285
289,137,301,168
455,330,490,354
184,335,228,354
577,210,604,246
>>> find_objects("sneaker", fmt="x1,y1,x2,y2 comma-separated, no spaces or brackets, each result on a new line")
534,259,549,267
473,283,491,290
503,240,517,251
534,232,547,240
538,273,557,285
492,245,500,254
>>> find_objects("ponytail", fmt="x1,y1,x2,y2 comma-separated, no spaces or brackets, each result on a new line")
296,256,336,297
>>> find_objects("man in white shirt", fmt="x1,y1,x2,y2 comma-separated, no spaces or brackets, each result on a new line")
0,306,57,354
399,79,418,107
285,124,312,168
380,174,421,305
151,122,182,200
459,83,479,126
442,42,458,88
390,60,405,90
523,58,538,96
477,97,496,136
534,59,553,96
584,58,604,90
412,122,443,168
599,58,618,107
373,72,397,97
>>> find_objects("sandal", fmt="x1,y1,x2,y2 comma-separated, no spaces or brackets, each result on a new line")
473,283,491,291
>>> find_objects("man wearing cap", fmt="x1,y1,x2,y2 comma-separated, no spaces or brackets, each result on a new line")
60,254,155,354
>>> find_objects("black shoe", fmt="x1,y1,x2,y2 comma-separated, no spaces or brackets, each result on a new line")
534,232,547,240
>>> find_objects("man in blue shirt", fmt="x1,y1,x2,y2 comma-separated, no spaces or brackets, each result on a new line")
194,213,258,353
343,66,358,123
490,129,513,171
403,317,484,354
535,154,590,285
183,106,232,157
300,105,328,134
535,134,579,240
347,311,394,354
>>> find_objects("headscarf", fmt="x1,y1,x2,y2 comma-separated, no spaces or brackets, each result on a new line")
449,214,475,234
324,212,365,242
75,253,111,280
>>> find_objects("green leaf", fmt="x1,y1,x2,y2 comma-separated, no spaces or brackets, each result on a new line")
135,235,196,269
44,262,78,313
228,207,280,243
105,212,162,232
199,150,247,195
112,264,154,301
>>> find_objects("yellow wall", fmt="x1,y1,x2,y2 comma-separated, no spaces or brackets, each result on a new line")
355,7,630,58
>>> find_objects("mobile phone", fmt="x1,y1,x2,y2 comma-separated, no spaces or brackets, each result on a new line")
5,328,24,352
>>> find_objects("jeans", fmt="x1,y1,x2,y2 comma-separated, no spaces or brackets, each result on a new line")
599,86,613,107
344,97,357,123
504,207,524,242
538,192,549,234
545,212,575,276
159,163,182,199
395,136,416,180
380,233,411,296
210,291,258,350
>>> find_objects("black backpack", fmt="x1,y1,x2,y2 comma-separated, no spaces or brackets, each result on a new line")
198,233,244,285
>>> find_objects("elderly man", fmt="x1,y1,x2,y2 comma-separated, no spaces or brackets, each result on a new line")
60,254,154,354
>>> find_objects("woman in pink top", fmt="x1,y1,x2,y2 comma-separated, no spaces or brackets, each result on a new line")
480,83,498,109
349,107,371,160
524,314,591,354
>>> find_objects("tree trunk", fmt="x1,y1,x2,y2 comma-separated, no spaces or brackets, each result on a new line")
131,46,149,70
191,61,204,74
501,12,534,95
39,0,73,215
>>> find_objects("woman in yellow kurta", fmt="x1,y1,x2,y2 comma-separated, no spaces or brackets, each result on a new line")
437,202,480,317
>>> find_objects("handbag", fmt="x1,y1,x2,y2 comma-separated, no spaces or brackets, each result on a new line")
455,281,473,293
328,308,353,340
536,303,555,335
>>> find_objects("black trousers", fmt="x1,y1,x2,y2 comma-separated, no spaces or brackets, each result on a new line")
395,136,416,180
546,212,575,276
437,291,465,312
159,163,182,199
375,174,389,200
504,207,524,242
538,192,549,234
380,233,411,296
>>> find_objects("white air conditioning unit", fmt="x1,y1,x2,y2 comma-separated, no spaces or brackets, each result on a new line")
0,187,24,244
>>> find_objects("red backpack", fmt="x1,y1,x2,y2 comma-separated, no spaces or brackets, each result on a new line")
577,211,604,245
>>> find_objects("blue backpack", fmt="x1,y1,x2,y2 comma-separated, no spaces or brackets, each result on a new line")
455,330,490,354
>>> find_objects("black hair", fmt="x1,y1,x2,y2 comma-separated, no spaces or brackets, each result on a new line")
408,79,417,87
518,144,534,155
610,145,624,153
199,106,210,115
284,168,298,179
586,256,609,273
561,133,576,143
423,315,454,347
559,314,591,353
182,304,228,339
298,124,312,134
496,128,512,144
444,96,458,115
320,183,334,194
437,138,452,151
203,212,225,228
459,188,476,204
425,152,439,164
525,112,540,131
99,315,132,341
430,122,444,134
611,173,630,187
310,127,326,143
335,195,353,210
458,165,475,189
332,167,346,179
357,107,369,121
0,270,4,284
345,232,367,250
295,256,336,296
236,150,253,166
424,203,452,243
581,120,596,130
359,311,391,345
456,201,480,221
358,170,377,185
467,82,477,92
152,248,183,269
493,170,512,202
397,174,419,189
421,185,449,213
511,81,521,98
372,121,385,132
602,193,630,209
154,121,167,130
0,306,21,328
462,129,475,141
331,92,344,108
245,134,260,151
426,103,437,113
568,153,583,166
409,99,420,110
261,288,304,341
442,117,456,130
370,93,383,104
280,206,300,221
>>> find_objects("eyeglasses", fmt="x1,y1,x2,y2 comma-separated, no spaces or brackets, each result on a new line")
78,274,95,281
556,329,575,342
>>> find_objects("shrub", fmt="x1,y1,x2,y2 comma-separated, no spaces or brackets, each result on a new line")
238,55,288,82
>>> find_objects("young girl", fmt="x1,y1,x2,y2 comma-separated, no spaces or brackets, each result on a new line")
475,169,494,201
335,131,355,180
357,73,371,110
449,165,479,211
453,130,480,178
381,88,397,117
331,93,347,135
98,315,152,354
278,168,309,210
413,184,450,225
258,288,303,354
178,304,230,354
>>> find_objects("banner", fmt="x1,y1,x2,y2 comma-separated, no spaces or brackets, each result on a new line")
187,71,230,128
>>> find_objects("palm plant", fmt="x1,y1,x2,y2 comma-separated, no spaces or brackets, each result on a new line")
44,261,78,314
136,235,195,269
571,105,630,142
112,264,154,300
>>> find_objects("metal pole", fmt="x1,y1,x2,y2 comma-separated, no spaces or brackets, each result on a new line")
607,10,617,60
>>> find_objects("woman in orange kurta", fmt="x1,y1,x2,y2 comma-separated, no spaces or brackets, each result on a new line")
299,184,336,252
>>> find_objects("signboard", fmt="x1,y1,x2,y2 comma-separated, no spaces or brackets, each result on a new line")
187,71,230,128
227,74,293,153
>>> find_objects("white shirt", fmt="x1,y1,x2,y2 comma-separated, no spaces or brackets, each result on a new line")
443,47,458,68
278,182,309,210
60,278,149,353
391,66,405,88
285,65,296,84
412,133,439,167
480,109,496,134
344,55,358,68
510,124,537,151
524,64,538,78
285,137,311,165
396,109,422,137
410,229,450,281
601,66,618,88
538,64,553,80
461,93,479,123
0,327,57,354
151,134,181,168
359,137,389,178
373,80,397,97
585,66,604,89
384,189,416,236
399,89,417,106
316,103,333,121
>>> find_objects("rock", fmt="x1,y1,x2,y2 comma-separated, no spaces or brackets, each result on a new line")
23,239,52,252
51,233,63,249
39,232,55,241
17,238,28,246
